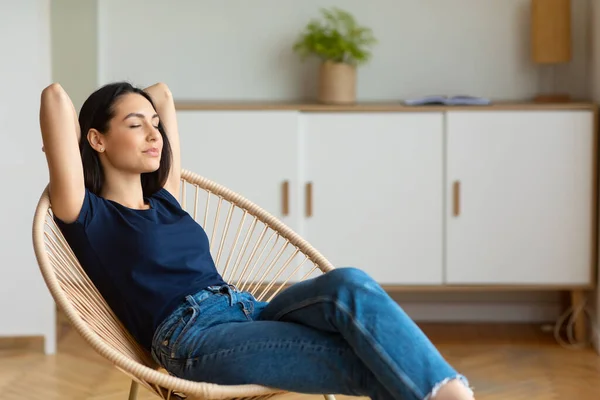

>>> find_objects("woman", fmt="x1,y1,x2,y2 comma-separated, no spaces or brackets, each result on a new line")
39,82,475,400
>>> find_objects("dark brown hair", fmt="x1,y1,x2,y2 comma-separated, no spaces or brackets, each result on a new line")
78,82,172,197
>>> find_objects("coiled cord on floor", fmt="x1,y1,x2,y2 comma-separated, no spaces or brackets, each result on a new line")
553,296,599,349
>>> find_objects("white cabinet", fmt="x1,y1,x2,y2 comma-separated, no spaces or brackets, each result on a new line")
176,110,300,231
176,111,304,285
301,113,445,284
445,111,594,285
174,108,596,290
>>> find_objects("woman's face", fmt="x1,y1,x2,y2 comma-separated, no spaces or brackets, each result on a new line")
90,93,163,174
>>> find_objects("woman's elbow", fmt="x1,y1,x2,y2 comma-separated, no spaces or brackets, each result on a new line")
41,83,68,104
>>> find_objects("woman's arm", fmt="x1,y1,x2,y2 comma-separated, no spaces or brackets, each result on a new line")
39,83,85,223
144,82,181,199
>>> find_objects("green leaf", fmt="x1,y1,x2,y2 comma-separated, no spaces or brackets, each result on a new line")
292,7,377,66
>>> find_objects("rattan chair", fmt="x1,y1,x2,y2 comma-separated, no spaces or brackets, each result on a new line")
32,168,338,400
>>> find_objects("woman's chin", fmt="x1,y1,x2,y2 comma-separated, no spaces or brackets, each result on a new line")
140,161,161,173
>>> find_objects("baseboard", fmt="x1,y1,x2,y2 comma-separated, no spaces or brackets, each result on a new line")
53,299,561,324
5,300,563,355
401,301,561,323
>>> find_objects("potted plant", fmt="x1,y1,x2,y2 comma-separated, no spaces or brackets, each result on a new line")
293,7,377,104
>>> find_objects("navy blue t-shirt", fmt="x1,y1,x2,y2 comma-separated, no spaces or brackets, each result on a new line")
54,187,226,350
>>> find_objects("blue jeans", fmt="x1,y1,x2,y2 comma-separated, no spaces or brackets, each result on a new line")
151,267,472,400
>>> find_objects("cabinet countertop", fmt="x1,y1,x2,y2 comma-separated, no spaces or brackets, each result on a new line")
174,100,597,112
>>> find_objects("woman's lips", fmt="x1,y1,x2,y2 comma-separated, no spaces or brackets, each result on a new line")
143,148,160,157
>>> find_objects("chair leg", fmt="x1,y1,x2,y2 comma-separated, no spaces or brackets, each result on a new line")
323,395,336,400
128,380,139,400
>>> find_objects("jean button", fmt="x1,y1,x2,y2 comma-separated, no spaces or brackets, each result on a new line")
162,340,169,346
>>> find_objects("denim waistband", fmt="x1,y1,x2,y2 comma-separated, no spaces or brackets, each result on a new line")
154,283,239,341
187,284,240,307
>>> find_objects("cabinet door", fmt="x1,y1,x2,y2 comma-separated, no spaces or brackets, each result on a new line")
302,113,444,285
177,110,299,227
176,111,303,285
446,111,594,285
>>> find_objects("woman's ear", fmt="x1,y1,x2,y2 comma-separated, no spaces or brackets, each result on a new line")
87,128,106,153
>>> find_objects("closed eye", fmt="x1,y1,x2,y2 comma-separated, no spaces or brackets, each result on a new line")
124,112,160,129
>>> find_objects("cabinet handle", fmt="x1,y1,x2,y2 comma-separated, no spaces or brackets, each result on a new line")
453,181,461,216
281,180,289,216
306,182,313,217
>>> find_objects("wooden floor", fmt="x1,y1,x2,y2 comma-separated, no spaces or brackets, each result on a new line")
1,319,600,400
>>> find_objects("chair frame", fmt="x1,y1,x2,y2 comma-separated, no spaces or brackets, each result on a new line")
32,168,338,400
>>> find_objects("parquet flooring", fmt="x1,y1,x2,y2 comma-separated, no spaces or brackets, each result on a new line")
1,318,600,399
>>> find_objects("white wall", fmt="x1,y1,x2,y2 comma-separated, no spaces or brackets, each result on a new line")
97,0,590,102
0,0,55,354
92,0,583,324
50,0,97,111
48,0,593,326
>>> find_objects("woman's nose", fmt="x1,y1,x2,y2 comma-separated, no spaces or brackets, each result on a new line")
147,125,160,140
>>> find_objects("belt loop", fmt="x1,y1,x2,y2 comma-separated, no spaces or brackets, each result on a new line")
221,285,236,306
185,295,199,307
